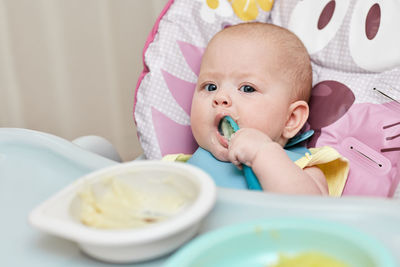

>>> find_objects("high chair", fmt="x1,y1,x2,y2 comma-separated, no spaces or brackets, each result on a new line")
134,0,400,198
2,0,400,266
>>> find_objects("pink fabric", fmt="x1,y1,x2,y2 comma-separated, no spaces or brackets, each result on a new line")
159,41,204,116
308,80,400,197
161,70,196,116
177,41,205,76
152,107,198,156
133,0,175,123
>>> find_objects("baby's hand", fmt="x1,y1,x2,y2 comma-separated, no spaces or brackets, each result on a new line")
227,128,272,169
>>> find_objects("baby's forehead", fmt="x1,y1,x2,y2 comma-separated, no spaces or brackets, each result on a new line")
207,30,281,59
209,31,287,64
214,26,276,43
204,35,291,74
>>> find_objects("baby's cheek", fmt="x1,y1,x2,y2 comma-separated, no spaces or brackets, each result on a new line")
191,125,205,148
190,110,205,138
247,114,281,137
212,148,230,162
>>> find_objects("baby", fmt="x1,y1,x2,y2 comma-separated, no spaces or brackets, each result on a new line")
189,22,342,195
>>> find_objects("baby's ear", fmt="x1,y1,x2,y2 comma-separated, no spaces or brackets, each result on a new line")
283,100,309,139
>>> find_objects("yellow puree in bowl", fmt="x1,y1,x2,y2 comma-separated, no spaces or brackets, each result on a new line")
77,177,191,229
269,252,349,267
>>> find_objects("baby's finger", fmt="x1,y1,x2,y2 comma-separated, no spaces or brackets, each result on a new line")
231,159,242,170
227,146,240,166
229,151,244,171
230,156,241,168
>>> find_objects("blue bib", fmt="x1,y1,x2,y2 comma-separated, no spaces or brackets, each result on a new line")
187,146,310,189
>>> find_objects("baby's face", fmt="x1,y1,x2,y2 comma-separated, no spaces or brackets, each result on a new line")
191,33,293,161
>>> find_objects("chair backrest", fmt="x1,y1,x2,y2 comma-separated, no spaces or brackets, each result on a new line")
134,0,400,198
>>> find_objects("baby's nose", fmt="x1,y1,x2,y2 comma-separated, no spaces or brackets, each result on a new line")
212,91,232,107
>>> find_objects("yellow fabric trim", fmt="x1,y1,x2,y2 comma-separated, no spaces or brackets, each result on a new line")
162,153,192,162
164,146,349,197
294,146,349,197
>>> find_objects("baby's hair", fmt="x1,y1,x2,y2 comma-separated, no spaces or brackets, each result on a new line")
215,22,312,102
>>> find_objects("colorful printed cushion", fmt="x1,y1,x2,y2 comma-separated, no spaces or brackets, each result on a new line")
134,0,400,197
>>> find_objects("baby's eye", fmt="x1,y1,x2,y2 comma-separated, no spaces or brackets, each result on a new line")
239,85,255,93
204,83,217,91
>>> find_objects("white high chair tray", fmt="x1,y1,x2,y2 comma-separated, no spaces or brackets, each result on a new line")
1,128,400,266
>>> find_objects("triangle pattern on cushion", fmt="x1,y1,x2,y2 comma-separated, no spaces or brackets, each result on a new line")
177,40,205,76
152,107,198,156
161,69,196,116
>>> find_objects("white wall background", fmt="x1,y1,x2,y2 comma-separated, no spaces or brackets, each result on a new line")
0,0,167,161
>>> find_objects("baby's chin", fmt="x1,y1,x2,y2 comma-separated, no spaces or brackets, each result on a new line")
208,147,230,162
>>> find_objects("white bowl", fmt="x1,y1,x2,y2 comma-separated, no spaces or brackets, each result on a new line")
29,161,217,263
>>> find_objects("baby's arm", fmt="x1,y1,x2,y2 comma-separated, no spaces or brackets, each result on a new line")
228,128,328,195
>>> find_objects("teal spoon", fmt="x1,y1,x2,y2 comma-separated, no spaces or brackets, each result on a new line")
219,116,263,191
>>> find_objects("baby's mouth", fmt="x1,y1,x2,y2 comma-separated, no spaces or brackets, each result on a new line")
218,116,236,141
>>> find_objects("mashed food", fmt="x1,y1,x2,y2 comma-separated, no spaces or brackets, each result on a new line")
77,177,192,229
269,252,349,267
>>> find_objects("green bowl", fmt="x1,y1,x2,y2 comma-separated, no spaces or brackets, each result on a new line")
164,218,396,267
